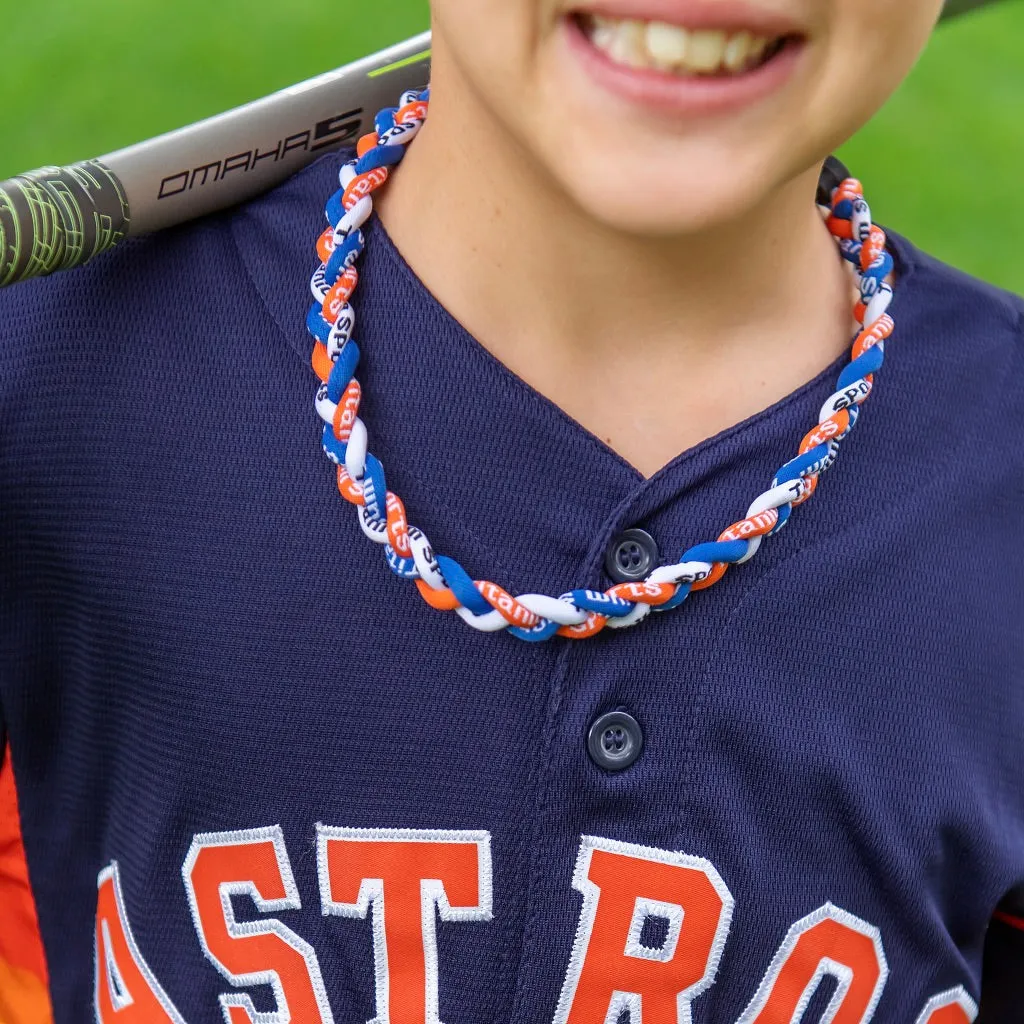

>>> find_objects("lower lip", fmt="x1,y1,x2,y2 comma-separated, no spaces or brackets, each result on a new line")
560,14,804,116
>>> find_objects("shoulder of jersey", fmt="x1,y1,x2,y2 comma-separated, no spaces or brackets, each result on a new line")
880,226,1024,409
0,148,351,384
889,225,1024,356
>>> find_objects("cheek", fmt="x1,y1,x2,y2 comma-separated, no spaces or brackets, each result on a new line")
430,0,540,88
831,0,943,106
806,0,941,158
428,0,570,192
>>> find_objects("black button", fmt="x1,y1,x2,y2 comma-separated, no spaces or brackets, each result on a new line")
588,710,644,772
605,528,658,584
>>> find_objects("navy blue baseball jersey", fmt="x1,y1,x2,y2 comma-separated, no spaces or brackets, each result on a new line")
1,149,1023,1023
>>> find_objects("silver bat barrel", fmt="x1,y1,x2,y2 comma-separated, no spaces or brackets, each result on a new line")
0,0,1001,288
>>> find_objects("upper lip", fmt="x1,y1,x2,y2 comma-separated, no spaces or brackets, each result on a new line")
569,0,804,38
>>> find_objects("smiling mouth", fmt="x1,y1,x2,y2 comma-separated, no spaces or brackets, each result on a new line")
570,11,800,78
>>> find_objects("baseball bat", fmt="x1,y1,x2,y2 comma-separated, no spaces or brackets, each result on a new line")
0,0,1001,289
0,32,431,289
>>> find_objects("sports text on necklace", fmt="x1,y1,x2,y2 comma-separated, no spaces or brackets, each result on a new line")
305,87,896,642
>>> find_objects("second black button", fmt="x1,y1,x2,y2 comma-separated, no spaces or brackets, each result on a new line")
588,710,644,771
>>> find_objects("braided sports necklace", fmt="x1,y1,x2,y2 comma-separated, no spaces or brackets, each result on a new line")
305,87,895,642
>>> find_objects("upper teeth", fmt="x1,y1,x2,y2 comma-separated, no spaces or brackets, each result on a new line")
585,14,776,75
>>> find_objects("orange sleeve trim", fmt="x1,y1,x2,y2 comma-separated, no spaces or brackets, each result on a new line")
993,909,1024,933
0,958,53,1024
0,744,51,988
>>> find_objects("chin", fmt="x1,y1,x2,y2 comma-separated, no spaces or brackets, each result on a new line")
544,135,789,238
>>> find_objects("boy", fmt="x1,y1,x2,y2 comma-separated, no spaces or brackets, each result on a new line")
1,0,1022,1020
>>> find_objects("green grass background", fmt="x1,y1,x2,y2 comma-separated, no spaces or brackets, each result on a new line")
2,0,1022,293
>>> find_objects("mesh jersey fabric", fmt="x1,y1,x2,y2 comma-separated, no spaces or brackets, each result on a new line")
1,149,1023,1022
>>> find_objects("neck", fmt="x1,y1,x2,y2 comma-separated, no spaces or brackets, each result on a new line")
372,55,858,476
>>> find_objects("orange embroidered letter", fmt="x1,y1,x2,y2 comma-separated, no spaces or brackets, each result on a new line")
735,903,887,1023
915,987,978,1024
182,826,334,1024
94,863,188,1022
553,835,734,1024
316,826,492,1024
